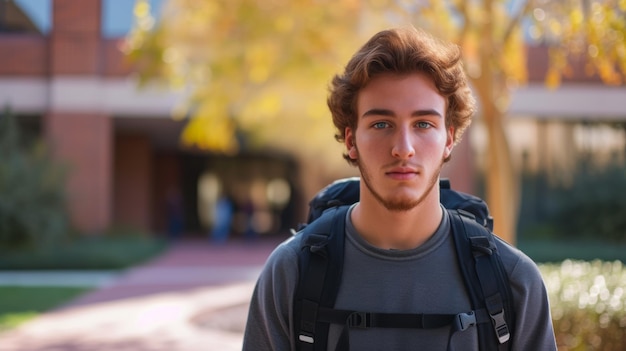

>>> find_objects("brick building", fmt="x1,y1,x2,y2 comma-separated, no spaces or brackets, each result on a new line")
0,0,303,238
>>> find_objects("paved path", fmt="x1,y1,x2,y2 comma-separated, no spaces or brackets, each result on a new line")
0,237,285,351
0,271,119,288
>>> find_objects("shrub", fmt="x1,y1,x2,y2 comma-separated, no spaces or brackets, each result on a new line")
0,227,167,270
519,161,626,243
0,109,70,249
553,163,626,243
540,260,626,350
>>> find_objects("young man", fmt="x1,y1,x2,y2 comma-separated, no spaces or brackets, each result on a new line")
243,27,557,350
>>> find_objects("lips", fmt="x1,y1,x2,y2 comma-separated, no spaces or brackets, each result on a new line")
385,167,419,180
388,166,418,174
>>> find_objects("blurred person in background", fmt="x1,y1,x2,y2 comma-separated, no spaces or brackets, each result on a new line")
211,192,234,244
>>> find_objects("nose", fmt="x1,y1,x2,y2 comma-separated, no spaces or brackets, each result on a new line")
391,127,415,159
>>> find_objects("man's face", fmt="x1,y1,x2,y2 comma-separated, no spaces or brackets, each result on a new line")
345,72,454,212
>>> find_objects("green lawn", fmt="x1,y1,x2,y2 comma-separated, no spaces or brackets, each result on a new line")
0,235,167,270
0,286,90,331
0,234,166,331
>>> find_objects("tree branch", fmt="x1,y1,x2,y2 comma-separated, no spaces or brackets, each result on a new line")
503,0,535,43
449,0,471,47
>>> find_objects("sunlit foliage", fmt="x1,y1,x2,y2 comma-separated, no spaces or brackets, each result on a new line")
540,260,626,350
125,0,363,170
373,0,626,242
529,0,626,87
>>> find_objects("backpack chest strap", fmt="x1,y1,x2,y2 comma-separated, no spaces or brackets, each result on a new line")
315,306,491,351
317,306,490,331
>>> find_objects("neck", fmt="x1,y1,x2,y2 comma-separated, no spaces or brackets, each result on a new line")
351,188,443,250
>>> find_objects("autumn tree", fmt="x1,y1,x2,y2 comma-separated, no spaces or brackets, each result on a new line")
125,0,369,199
126,0,626,243
375,0,626,243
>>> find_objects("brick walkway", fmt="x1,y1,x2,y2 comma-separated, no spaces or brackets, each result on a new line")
0,237,285,351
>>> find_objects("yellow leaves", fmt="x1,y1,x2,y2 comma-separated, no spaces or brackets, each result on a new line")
274,15,295,33
596,59,623,85
130,0,363,154
548,19,563,37
239,91,283,126
545,48,570,89
245,42,277,84
569,7,584,33
527,0,626,88
248,65,270,85
133,0,150,18
578,1,626,85
545,67,562,90
254,94,282,116
415,0,456,39
460,31,482,79
181,102,238,154
501,29,527,85
132,0,155,32
587,44,599,58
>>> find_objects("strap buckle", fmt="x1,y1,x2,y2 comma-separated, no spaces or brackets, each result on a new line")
347,312,371,328
455,311,477,332
298,333,314,344
489,309,510,343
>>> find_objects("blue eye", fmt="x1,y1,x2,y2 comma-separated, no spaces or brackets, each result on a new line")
417,121,431,129
373,122,388,129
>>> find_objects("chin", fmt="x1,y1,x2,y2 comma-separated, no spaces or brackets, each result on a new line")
381,193,421,212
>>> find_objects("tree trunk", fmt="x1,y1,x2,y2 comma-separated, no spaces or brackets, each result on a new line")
472,65,520,245
483,106,520,244
473,0,520,244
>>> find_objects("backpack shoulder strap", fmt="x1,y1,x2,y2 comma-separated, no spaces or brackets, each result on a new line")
449,209,515,351
294,206,349,351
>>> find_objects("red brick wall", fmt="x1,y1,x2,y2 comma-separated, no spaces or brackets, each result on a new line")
44,112,113,234
50,0,102,75
0,36,132,78
103,38,135,76
0,35,48,76
50,35,102,74
53,0,101,33
114,134,153,231
527,45,603,83
40,1,117,235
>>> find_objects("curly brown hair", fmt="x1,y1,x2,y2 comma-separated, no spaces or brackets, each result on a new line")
327,26,476,165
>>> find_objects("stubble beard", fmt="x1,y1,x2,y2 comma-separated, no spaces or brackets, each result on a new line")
357,154,445,213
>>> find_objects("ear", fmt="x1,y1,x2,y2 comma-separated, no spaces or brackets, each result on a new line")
443,126,455,159
345,127,358,160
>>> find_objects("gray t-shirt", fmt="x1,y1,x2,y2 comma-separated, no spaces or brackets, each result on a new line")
243,206,557,350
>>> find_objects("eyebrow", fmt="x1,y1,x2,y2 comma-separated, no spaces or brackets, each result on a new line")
361,108,443,118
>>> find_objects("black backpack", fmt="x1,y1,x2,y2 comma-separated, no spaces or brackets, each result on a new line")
293,178,515,351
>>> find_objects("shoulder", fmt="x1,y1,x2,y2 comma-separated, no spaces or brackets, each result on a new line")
262,206,344,274
493,236,549,301
244,236,304,350
494,237,542,279
262,235,303,277
492,239,557,349
264,209,345,285
251,236,303,316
